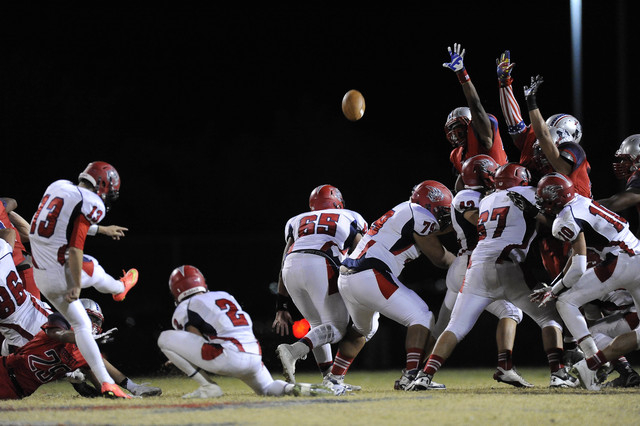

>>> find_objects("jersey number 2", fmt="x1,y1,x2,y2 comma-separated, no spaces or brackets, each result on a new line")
215,299,249,326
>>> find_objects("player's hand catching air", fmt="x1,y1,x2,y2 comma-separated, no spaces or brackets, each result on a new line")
99,225,128,240
272,310,294,336
523,75,544,100
443,43,466,73
530,283,556,307
507,191,540,219
496,50,515,83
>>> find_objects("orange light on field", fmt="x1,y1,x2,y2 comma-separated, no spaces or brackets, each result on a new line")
292,318,310,338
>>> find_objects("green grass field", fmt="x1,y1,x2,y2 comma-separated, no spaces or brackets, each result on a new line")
1,368,639,425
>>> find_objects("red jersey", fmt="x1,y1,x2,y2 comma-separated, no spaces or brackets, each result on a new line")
513,126,592,198
0,202,26,267
0,313,87,399
449,114,508,174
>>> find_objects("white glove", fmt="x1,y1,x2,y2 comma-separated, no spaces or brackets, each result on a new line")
94,327,118,344
443,43,466,72
65,368,86,384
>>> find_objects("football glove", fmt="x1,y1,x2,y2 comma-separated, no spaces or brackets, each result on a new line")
443,43,466,73
94,327,118,344
530,283,556,307
496,50,515,85
507,191,540,219
523,75,544,110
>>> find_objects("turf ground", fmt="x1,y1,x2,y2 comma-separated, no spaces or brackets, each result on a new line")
1,368,639,425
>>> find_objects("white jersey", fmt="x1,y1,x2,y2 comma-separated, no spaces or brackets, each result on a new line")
0,240,52,348
552,195,640,260
29,180,106,270
470,187,538,263
451,189,482,255
284,208,368,264
171,291,260,355
343,201,439,277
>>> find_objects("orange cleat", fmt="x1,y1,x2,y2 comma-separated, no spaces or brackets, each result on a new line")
101,382,132,399
113,268,139,302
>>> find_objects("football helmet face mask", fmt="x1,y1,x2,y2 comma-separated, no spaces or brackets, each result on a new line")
461,154,499,189
444,107,471,148
531,127,573,175
410,180,453,229
494,163,531,190
536,172,576,215
613,134,640,180
545,114,583,144
79,298,104,335
78,161,121,210
169,265,208,304
309,184,345,211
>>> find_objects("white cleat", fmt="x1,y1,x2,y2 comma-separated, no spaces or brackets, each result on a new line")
276,344,298,384
182,383,224,398
322,372,361,391
493,367,534,388
571,360,602,391
406,371,446,391
290,383,335,396
549,367,578,388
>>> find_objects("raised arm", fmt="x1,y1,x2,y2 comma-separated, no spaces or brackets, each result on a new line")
524,75,572,175
496,50,527,146
443,43,493,149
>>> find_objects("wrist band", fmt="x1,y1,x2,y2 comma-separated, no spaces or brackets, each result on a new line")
456,69,470,85
526,96,538,111
276,294,291,311
88,224,99,236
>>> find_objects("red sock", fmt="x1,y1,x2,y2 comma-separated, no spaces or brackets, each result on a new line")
406,348,424,371
546,348,563,373
331,351,354,376
587,350,608,370
423,354,445,376
497,350,512,371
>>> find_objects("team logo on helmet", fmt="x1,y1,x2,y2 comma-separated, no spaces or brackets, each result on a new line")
540,184,564,201
426,186,445,202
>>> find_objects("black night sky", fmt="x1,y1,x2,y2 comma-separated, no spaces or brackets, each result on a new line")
2,2,639,374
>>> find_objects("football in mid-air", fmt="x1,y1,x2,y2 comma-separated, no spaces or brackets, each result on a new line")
341,89,365,121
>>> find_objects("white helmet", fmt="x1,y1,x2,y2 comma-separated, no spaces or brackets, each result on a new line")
444,107,472,147
613,134,640,180
545,114,582,144
79,298,104,335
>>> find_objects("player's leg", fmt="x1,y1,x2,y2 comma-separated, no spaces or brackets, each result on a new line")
432,255,467,338
80,255,137,301
157,330,223,398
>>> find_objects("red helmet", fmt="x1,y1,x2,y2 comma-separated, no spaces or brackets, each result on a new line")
461,154,499,189
536,173,576,215
410,180,453,228
309,184,344,211
494,163,531,190
169,265,208,303
444,107,471,147
78,161,121,207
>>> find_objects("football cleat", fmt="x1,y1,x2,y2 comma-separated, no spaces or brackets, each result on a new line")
603,370,640,388
571,360,602,391
101,382,131,399
276,344,298,384
113,269,139,302
290,383,336,397
322,372,361,391
130,383,163,397
182,383,223,399
549,367,579,388
493,367,534,388
394,368,418,390
562,347,585,369
406,371,446,391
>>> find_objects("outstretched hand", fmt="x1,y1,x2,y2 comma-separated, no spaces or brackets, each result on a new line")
99,225,128,240
496,50,515,82
272,310,294,336
523,75,544,99
507,191,540,219
443,43,466,73
94,327,118,344
530,283,556,307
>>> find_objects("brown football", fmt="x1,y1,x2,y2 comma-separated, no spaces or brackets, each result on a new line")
341,89,365,121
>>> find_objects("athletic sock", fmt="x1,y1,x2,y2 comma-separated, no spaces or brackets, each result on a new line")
331,351,354,376
497,350,513,371
406,348,424,371
586,350,608,370
546,347,563,373
424,354,445,376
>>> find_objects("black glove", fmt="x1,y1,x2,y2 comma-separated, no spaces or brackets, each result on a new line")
523,75,544,110
507,191,540,219
71,381,101,398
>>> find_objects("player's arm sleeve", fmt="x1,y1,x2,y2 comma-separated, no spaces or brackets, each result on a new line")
498,82,526,136
68,214,91,249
